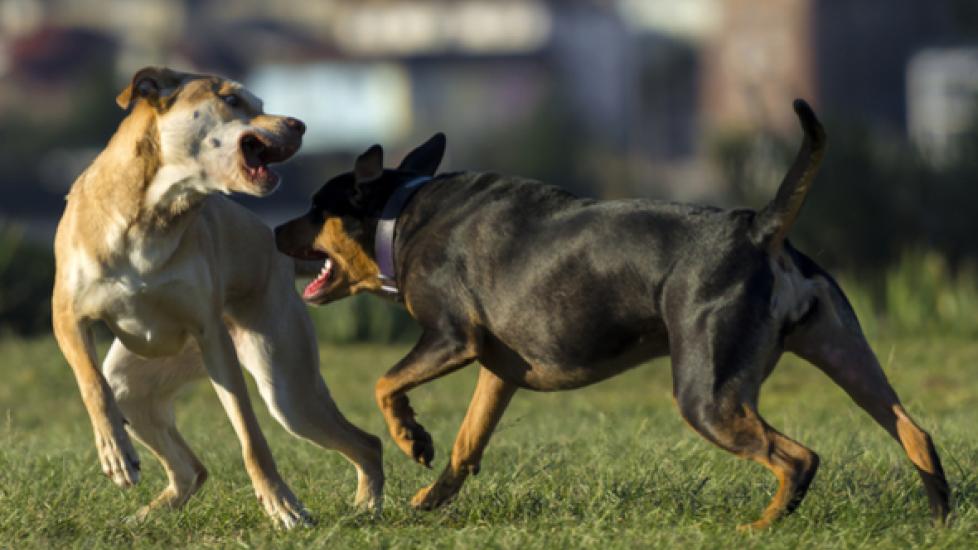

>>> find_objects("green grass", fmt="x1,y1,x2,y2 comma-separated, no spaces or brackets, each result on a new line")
0,335,975,548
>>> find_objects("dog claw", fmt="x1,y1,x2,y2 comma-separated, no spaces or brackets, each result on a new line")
96,426,140,488
413,440,434,468
393,420,435,467
255,482,311,529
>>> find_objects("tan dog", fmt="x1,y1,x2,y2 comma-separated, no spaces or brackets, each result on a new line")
51,67,383,528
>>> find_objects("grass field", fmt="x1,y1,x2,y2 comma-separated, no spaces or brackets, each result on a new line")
0,335,975,548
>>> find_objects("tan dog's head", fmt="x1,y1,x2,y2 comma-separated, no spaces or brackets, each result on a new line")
117,66,305,199
275,134,446,304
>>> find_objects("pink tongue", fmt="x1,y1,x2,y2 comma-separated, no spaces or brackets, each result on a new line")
304,272,327,298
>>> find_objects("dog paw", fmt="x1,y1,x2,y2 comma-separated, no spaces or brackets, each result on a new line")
95,426,140,488
255,482,313,529
354,473,384,515
410,482,456,510
736,518,774,533
393,421,434,468
126,504,154,526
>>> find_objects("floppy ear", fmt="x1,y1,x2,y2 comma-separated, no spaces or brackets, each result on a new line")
354,144,384,183
116,67,185,110
397,133,446,176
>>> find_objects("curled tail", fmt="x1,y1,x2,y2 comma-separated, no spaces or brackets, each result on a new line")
751,99,826,252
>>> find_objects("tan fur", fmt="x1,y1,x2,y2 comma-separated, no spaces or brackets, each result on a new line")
314,218,384,300
410,367,518,510
894,405,938,475
374,334,480,467
726,409,819,531
52,67,382,528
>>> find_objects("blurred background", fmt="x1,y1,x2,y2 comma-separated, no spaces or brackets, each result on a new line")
3,0,978,342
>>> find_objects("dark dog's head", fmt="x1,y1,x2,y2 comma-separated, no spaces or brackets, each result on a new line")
275,133,446,304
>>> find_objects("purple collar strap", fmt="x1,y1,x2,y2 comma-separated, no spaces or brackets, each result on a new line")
374,175,432,296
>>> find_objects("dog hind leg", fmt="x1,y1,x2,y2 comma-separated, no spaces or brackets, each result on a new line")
669,299,819,530
785,279,950,524
252,368,385,513
228,301,384,513
103,339,208,520
674,380,820,530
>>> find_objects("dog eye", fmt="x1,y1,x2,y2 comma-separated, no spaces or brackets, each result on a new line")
222,94,241,108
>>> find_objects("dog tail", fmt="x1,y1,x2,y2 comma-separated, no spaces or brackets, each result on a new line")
751,99,826,253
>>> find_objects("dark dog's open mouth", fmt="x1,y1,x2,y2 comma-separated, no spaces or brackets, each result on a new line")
304,256,333,300
239,133,296,187
302,253,342,304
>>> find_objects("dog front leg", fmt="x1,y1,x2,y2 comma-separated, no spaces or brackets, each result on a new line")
195,321,310,529
411,366,517,510
375,330,477,467
52,296,140,488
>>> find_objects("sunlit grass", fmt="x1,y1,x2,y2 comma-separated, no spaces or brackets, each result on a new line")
0,335,975,548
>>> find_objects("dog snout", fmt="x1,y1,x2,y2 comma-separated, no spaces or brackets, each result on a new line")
274,223,293,253
285,117,306,135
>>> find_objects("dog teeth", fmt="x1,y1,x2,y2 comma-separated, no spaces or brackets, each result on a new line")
319,258,332,278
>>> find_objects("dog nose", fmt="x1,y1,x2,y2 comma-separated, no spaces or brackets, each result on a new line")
286,117,306,135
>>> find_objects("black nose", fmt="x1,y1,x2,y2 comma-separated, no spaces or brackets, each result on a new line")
286,117,306,135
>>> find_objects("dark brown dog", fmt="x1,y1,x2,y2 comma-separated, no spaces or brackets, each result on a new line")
275,101,949,529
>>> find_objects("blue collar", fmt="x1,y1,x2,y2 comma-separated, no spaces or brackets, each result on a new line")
374,175,432,296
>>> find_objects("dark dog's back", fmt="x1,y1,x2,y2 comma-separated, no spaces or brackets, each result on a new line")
396,173,777,385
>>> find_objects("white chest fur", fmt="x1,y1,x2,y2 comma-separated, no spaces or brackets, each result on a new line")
71,242,214,358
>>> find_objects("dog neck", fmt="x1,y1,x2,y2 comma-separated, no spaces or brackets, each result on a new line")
374,175,432,296
69,106,209,268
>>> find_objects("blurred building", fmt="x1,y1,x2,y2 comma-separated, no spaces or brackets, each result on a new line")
1,0,977,238
907,48,978,165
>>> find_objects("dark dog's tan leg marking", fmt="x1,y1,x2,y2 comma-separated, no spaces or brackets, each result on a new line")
375,331,477,467
785,284,950,524
676,397,819,530
411,367,518,509
734,411,820,531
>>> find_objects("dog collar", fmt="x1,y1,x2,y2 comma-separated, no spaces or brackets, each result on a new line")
375,175,432,296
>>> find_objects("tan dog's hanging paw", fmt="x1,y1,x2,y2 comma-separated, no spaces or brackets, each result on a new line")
95,421,140,488
255,480,312,529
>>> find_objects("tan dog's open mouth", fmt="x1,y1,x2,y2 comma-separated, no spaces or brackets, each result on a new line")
239,133,297,189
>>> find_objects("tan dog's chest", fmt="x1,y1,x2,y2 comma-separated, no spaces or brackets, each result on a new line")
71,250,214,357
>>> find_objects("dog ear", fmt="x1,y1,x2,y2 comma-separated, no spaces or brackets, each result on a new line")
116,67,185,110
397,133,446,176
349,144,384,210
354,144,384,183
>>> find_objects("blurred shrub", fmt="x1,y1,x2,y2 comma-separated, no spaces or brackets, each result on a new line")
0,225,55,336
839,250,978,338
305,293,419,344
1,220,977,341
712,114,978,271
